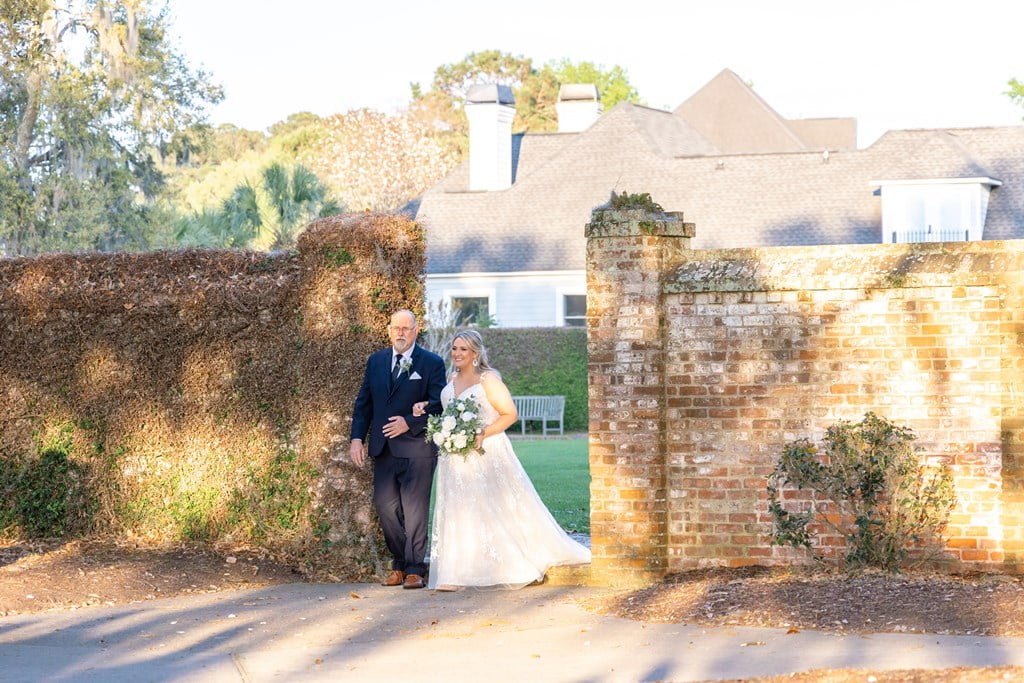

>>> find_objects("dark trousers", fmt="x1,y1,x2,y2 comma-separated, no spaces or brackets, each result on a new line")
372,445,436,577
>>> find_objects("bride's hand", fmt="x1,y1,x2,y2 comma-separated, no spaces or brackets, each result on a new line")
411,401,428,417
474,432,484,449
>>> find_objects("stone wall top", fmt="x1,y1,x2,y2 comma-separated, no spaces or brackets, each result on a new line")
585,209,694,239
665,239,1024,292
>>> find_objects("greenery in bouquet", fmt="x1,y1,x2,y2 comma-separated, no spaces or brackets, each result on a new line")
426,396,486,458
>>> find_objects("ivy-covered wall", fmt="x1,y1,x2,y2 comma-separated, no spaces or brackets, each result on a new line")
0,213,424,579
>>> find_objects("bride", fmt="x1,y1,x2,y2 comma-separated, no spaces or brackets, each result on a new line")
413,329,591,590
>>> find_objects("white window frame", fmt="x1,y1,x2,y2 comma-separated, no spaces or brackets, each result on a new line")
555,287,587,327
869,177,1001,244
443,288,497,326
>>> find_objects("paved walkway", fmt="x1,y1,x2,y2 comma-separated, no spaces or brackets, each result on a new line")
2,583,1023,682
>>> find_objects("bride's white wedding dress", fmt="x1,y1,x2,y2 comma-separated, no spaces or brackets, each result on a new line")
428,379,591,589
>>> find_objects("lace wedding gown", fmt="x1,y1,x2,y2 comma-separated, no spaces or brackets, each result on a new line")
428,380,591,589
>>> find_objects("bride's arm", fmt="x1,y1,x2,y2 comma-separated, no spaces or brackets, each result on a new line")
478,371,518,439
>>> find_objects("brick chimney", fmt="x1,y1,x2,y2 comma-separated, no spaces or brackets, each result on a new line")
556,84,600,133
465,84,515,191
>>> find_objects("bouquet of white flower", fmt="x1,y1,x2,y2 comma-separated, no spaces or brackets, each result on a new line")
426,395,486,458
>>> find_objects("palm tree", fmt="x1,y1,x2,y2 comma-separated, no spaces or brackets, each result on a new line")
173,183,262,249
195,163,341,250
259,162,340,249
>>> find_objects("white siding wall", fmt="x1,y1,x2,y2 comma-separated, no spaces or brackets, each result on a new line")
426,271,586,328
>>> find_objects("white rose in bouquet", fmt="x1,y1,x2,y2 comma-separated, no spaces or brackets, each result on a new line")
425,395,487,459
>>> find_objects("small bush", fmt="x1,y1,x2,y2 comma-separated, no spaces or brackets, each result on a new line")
608,190,663,213
767,412,956,571
0,425,93,538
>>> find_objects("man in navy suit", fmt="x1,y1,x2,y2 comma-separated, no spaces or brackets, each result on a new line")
350,309,446,589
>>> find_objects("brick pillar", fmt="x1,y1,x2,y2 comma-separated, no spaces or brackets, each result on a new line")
586,207,694,587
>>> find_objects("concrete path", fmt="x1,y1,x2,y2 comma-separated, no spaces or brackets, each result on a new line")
2,583,1023,682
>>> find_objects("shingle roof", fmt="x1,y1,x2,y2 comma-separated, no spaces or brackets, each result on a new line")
674,69,808,154
419,106,687,273
418,107,1024,274
872,130,997,182
626,104,718,157
672,69,856,153
787,118,857,151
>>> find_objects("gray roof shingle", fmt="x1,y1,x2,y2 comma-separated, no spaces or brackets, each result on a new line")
418,106,1024,274
872,130,997,182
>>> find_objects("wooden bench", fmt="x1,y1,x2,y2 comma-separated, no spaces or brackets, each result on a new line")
512,395,565,436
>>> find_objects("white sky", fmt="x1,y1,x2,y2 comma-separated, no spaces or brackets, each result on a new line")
167,0,1024,148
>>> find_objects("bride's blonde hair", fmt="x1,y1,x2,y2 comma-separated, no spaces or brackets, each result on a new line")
451,329,498,377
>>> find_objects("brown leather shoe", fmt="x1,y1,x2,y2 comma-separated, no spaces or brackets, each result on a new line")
381,570,406,587
402,574,425,589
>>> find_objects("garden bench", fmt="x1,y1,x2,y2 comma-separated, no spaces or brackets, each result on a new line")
511,395,565,436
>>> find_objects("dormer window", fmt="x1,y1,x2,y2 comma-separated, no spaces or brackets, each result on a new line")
870,178,1001,244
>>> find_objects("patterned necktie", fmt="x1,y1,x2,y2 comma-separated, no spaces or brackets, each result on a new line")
391,356,402,386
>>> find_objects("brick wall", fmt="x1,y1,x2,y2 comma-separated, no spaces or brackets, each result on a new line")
587,207,1024,585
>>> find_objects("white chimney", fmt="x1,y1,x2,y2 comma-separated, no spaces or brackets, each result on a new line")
556,84,601,133
465,84,516,191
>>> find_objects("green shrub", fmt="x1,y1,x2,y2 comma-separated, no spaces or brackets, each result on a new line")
608,190,663,213
767,412,956,571
0,425,93,538
480,328,587,432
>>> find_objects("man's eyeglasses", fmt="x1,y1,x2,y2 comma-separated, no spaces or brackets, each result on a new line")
389,326,415,334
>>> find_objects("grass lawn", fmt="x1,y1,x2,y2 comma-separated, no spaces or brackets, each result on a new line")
513,438,590,533
429,437,590,535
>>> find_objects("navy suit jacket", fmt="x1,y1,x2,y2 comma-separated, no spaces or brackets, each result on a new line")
350,344,446,458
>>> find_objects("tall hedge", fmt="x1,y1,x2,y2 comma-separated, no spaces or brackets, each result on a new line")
481,328,587,432
0,213,424,579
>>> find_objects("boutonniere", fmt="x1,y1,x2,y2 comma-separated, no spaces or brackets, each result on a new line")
399,357,413,376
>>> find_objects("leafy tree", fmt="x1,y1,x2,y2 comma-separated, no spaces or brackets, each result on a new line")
184,124,267,167
422,49,534,102
295,109,460,212
268,112,321,138
409,51,642,152
160,123,271,218
0,0,222,255
1007,77,1024,113
515,59,642,132
408,50,531,157
548,59,640,110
